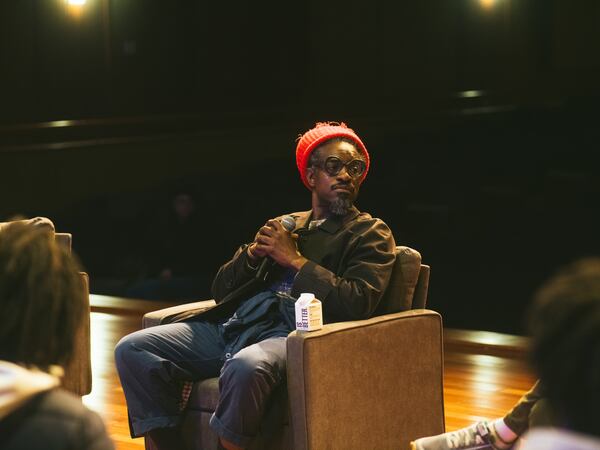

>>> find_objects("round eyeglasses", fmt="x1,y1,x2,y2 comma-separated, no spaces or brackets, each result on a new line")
316,156,367,178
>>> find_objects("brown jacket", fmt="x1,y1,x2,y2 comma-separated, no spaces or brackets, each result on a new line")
174,207,396,324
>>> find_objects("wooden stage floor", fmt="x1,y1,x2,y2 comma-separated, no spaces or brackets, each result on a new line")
85,295,537,450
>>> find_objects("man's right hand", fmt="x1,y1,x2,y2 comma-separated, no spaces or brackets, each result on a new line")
247,220,307,272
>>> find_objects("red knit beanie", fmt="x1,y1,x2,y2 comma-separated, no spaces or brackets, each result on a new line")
295,122,370,190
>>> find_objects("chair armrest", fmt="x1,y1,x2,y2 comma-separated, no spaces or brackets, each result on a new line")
286,309,445,450
143,300,217,328
62,272,92,396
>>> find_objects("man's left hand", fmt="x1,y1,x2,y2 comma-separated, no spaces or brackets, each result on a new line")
254,219,307,272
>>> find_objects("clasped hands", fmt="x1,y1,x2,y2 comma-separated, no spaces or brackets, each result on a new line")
247,219,307,272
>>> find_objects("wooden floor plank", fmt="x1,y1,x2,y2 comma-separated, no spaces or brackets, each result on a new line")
83,307,536,450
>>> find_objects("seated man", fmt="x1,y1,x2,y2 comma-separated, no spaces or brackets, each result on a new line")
115,122,397,449
411,259,600,450
0,221,114,449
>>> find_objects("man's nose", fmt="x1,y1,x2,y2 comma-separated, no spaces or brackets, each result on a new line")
336,166,352,180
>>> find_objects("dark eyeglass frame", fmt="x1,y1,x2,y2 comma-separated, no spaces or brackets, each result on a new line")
314,156,367,178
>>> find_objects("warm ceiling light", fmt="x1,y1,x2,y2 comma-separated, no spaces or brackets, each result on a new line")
479,0,496,9
64,0,87,18
459,90,484,99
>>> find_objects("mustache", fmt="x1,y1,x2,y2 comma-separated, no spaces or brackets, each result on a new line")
331,182,353,191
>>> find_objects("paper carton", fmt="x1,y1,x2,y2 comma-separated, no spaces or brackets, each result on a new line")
295,293,323,331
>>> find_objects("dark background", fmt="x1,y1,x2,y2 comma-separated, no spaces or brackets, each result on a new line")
1,0,599,334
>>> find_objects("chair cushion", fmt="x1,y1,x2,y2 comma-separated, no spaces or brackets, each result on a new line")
374,246,422,315
187,378,221,411
186,376,291,432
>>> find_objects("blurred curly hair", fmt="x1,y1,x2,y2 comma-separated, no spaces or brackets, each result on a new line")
529,258,600,437
0,222,86,369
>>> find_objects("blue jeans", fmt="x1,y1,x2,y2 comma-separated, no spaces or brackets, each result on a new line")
114,320,287,447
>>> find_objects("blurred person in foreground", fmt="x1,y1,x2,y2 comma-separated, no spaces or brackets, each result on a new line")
0,221,114,450
412,259,600,450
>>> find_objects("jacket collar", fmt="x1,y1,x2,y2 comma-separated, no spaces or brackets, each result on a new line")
292,206,360,234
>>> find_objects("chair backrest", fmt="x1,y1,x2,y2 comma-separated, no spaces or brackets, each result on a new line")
373,246,430,316
55,233,72,252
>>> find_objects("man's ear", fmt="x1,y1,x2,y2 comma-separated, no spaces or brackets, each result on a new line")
306,167,317,188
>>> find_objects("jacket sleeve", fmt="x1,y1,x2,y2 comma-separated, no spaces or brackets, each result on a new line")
211,244,260,303
291,220,396,321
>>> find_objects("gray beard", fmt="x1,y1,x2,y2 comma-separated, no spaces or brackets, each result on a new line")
329,196,354,216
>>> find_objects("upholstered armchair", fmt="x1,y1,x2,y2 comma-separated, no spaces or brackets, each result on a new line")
143,246,444,450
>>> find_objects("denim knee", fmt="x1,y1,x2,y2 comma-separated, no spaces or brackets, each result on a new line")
114,332,144,373
220,354,280,390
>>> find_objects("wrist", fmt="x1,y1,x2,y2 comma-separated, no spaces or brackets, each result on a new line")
289,255,308,272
